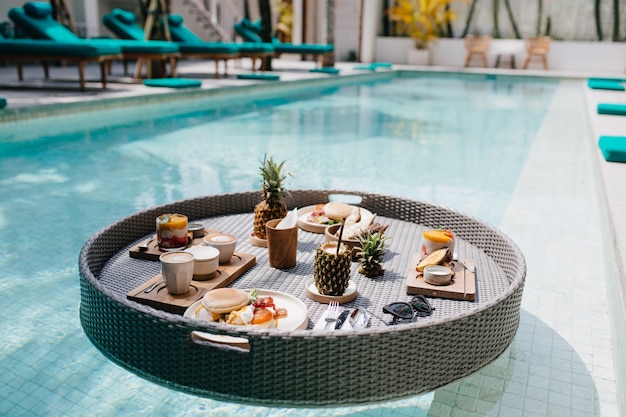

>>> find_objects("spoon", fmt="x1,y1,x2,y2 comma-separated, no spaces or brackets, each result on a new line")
144,279,163,293
138,236,155,251
349,307,371,329
453,252,475,273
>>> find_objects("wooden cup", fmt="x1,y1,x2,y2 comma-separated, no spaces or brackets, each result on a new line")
265,218,298,269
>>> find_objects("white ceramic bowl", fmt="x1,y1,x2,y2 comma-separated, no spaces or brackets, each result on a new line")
423,265,453,286
185,245,219,280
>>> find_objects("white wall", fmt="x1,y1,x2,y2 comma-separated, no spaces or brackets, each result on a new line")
376,37,626,73
333,0,361,61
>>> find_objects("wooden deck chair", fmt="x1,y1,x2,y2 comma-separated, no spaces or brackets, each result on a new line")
523,36,551,70
0,33,121,91
9,2,179,79
464,35,492,67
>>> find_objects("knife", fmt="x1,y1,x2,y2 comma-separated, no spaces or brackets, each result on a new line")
462,266,467,298
463,259,475,299
335,310,351,329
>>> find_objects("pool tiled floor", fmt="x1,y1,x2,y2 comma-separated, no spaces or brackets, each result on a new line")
1,58,624,417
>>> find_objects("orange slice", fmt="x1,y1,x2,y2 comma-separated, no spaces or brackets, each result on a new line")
423,229,453,244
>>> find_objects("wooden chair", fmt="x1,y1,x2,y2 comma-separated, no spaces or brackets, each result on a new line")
464,35,492,67
523,36,551,70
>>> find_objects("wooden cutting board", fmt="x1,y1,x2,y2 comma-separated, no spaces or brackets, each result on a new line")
406,253,476,301
127,252,256,314
129,228,220,261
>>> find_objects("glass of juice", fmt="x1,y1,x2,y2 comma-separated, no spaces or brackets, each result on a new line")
156,213,189,251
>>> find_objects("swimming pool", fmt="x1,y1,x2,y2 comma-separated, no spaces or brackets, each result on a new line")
0,72,616,416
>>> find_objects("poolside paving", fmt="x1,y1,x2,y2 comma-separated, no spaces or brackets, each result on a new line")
1,57,625,417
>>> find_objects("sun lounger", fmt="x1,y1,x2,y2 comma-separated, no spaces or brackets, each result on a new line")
103,10,273,76
598,136,626,162
234,18,334,66
164,14,273,72
0,32,121,91
9,2,179,78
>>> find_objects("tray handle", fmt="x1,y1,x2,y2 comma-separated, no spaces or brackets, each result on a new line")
190,330,251,353
327,193,363,205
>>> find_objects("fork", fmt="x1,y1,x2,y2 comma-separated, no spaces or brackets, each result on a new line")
324,301,340,331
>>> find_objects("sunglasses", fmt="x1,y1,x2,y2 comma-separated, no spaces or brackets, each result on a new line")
382,295,434,323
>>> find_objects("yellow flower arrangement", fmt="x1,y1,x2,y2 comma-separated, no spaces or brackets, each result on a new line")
387,0,466,49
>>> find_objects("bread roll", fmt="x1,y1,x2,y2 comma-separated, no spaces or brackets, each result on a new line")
202,288,250,314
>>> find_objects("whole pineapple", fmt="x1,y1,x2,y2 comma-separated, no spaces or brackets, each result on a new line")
253,155,290,239
357,232,389,277
314,242,352,296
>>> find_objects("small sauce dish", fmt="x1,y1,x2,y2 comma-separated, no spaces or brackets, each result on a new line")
188,223,205,239
423,265,453,286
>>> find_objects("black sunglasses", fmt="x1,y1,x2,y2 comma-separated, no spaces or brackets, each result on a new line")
382,295,434,323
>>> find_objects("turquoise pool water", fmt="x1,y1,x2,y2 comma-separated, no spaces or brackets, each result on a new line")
1,73,561,416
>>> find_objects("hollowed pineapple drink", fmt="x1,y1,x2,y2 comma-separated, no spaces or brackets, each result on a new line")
314,242,352,296
156,213,188,251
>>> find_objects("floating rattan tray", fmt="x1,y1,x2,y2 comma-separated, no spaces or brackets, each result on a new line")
79,189,525,406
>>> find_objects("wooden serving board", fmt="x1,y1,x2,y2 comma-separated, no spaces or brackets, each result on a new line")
127,252,256,314
406,253,476,301
129,228,220,261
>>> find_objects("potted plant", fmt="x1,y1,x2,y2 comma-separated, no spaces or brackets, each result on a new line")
387,0,465,65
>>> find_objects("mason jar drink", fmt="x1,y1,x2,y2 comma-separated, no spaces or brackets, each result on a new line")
156,213,188,251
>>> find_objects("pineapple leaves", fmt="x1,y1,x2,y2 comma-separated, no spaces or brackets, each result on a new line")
357,232,389,277
259,154,292,201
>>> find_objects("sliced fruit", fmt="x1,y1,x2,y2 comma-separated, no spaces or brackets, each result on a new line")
423,229,453,244
416,248,449,272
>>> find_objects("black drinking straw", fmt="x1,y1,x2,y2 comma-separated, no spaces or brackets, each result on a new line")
336,218,346,256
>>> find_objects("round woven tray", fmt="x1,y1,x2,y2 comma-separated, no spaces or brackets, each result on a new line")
79,189,525,406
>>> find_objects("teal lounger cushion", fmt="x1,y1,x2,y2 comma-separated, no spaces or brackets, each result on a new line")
237,73,280,81
23,1,51,18
271,38,333,54
89,39,178,54
143,78,202,88
236,42,275,54
310,67,340,74
588,77,626,83
353,64,377,70
0,97,7,109
598,136,626,162
104,8,151,41
587,79,625,91
354,62,393,71
234,19,264,43
597,103,626,115
0,38,120,56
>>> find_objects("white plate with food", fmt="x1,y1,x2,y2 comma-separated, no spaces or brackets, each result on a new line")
184,288,308,331
297,204,373,234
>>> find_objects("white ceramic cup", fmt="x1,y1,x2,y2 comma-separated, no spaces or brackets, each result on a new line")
203,233,237,264
185,245,219,280
159,251,195,294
